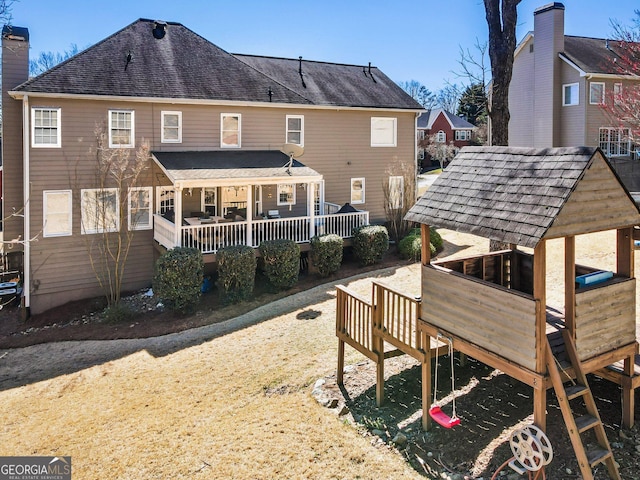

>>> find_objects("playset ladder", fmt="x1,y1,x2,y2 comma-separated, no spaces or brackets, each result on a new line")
546,330,620,480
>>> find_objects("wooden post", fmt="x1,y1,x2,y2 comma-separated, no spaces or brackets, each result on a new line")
533,384,547,432
617,227,635,428
533,241,547,431
421,329,433,430
564,236,576,336
336,288,345,385
623,356,635,428
421,224,431,266
374,284,385,406
617,227,633,278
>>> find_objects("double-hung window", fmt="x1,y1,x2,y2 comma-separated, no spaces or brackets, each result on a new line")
43,190,72,237
32,107,61,147
129,187,152,230
600,127,631,157
455,130,471,141
81,188,119,234
562,83,579,106
589,82,605,105
221,113,241,148
351,178,365,204
277,183,296,206
371,117,397,147
436,130,446,143
161,111,182,143
286,115,304,146
109,110,135,148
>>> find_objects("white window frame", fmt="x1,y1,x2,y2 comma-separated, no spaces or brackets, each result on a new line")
285,115,304,146
418,130,425,141
277,183,296,206
43,190,72,237
599,127,631,157
203,187,217,217
31,107,61,148
128,187,152,231
455,130,470,141
161,111,182,143
614,83,623,106
370,117,397,147
589,82,605,105
388,176,404,210
562,83,579,106
436,130,446,143
350,177,365,205
81,188,120,234
108,110,135,148
157,187,175,214
221,113,241,148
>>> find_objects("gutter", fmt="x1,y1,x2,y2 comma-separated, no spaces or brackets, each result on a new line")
22,95,30,312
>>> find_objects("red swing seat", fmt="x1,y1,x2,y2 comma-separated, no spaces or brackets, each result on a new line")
429,406,461,429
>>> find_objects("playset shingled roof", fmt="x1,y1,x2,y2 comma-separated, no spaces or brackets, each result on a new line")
405,146,640,248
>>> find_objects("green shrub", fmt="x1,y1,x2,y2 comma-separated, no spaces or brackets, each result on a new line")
352,225,389,266
153,247,204,313
399,227,443,261
310,234,343,277
217,245,256,303
102,302,133,323
398,234,422,261
259,239,300,290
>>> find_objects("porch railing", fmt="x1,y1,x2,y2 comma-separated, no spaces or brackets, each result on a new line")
153,210,369,254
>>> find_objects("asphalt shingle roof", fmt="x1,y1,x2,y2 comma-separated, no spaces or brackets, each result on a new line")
405,146,613,248
417,108,475,130
14,19,422,109
563,35,634,75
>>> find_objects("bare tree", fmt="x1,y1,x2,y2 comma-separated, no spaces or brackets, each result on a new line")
29,44,79,77
383,159,417,242
398,80,437,108
76,126,151,307
483,0,522,146
436,84,462,112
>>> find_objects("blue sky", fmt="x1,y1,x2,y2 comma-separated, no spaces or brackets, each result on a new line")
11,0,640,91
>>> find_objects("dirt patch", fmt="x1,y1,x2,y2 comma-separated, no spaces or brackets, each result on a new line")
0,248,410,349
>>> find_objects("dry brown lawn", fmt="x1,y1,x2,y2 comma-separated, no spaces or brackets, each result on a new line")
0,229,631,479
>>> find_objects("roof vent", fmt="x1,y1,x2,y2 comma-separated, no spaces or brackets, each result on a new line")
152,21,167,39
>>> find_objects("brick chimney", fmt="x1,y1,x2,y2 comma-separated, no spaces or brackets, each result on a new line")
533,2,565,147
1,25,29,247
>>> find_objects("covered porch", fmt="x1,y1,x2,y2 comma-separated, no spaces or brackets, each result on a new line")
151,150,369,254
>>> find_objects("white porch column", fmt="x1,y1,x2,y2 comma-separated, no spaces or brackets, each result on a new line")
174,186,183,247
308,181,316,239
246,184,253,247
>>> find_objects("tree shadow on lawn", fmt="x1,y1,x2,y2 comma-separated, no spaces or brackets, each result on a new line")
334,355,630,479
0,262,404,392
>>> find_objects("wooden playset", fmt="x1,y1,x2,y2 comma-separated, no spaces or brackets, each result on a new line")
336,146,640,479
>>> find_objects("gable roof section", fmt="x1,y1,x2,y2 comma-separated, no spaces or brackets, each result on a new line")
405,146,640,248
233,54,421,109
417,108,475,130
562,35,633,76
14,19,422,109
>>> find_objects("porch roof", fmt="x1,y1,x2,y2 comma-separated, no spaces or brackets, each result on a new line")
152,150,323,187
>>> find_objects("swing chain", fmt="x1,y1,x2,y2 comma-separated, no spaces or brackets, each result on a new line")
433,333,457,418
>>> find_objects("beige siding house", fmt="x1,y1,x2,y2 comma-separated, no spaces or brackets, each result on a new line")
509,3,639,159
1,20,422,314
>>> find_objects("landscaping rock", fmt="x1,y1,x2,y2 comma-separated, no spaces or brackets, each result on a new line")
392,432,407,447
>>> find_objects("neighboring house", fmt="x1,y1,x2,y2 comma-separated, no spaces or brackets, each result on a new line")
1,20,422,314
416,108,475,167
509,2,639,160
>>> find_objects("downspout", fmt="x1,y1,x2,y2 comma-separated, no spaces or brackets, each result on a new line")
22,94,30,312
415,112,420,200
